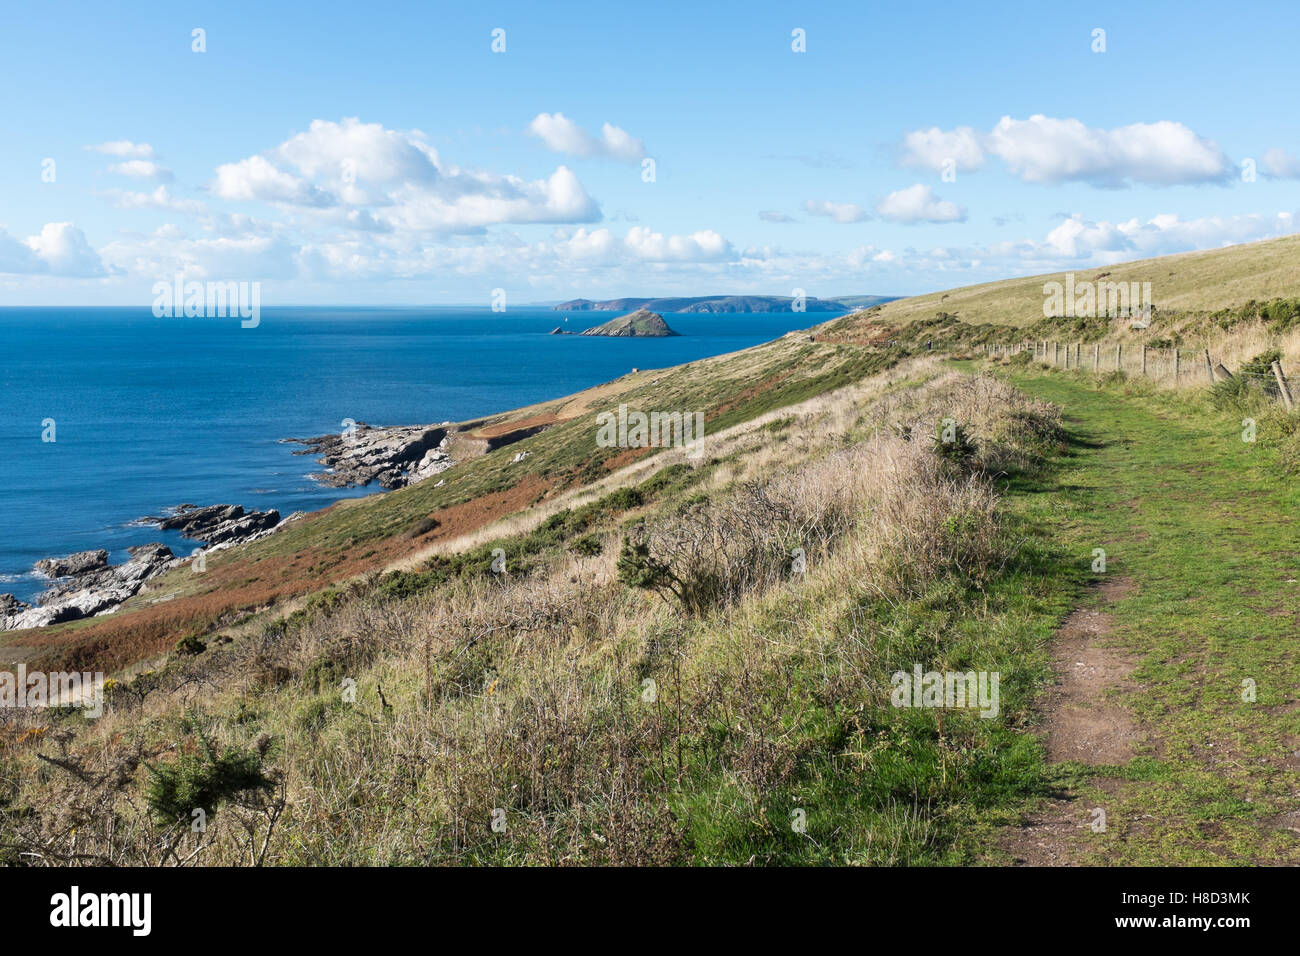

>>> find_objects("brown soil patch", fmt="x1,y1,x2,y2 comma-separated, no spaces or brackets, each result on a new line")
1039,582,1141,765
997,577,1140,866
712,369,794,418
473,413,563,439
602,445,655,471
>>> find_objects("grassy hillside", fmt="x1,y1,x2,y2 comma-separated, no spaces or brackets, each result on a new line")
826,233,1300,331
3,235,1300,866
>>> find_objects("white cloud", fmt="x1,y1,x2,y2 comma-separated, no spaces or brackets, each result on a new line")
899,116,1231,187
212,155,337,207
987,116,1230,186
86,140,155,158
107,159,173,181
381,164,599,231
209,118,601,230
274,117,439,186
876,184,966,223
803,200,869,223
1262,148,1300,179
106,185,206,215
0,228,46,274
99,226,300,282
21,223,109,276
899,126,985,173
759,210,796,223
527,112,646,162
623,226,731,261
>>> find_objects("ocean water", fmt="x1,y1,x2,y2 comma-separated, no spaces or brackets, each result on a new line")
0,306,822,602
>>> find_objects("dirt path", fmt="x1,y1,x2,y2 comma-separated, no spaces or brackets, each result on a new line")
993,372,1300,865
999,578,1139,865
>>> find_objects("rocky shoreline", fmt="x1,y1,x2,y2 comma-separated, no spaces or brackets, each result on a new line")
285,422,456,490
1,504,296,632
3,410,550,631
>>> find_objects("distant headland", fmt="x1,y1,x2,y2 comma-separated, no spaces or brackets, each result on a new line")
551,294,899,313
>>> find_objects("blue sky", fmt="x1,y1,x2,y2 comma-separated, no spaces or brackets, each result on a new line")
2,0,1298,304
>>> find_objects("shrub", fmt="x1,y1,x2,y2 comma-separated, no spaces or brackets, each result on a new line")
406,515,440,538
143,721,274,825
931,419,977,466
174,632,207,656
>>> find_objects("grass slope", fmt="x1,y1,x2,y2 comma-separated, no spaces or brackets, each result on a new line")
827,233,1300,332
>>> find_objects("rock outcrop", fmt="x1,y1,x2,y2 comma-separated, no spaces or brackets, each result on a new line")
5,543,177,630
285,423,455,489
34,550,109,578
4,504,298,631
150,504,281,544
579,309,677,337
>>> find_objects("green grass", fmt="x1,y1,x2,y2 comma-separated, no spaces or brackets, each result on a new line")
999,366,1300,864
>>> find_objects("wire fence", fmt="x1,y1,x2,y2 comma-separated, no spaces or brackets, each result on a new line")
983,340,1296,410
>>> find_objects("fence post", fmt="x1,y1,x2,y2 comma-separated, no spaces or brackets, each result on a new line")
1204,349,1213,383
1141,345,1147,376
1093,343,1099,371
1174,349,1180,385
1054,342,1059,365
1116,343,1122,371
1272,361,1295,411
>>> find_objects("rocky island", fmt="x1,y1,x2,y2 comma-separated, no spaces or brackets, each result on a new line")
579,309,678,337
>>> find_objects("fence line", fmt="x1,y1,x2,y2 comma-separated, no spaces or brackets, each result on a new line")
982,340,1295,409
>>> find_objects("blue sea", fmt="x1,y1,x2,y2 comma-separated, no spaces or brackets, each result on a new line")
0,307,822,602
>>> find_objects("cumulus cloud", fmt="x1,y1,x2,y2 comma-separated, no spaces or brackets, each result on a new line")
106,159,172,181
212,155,337,207
623,226,731,261
803,200,869,223
274,117,440,186
1262,148,1300,179
899,126,985,173
86,140,155,158
21,223,109,276
876,184,966,223
759,210,796,222
899,116,1231,187
99,226,301,282
0,228,46,274
527,112,646,162
209,118,601,230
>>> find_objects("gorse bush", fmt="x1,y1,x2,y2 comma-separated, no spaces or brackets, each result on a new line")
143,719,274,825
931,419,977,465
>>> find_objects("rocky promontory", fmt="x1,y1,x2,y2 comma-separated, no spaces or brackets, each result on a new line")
148,503,282,545
3,543,177,630
580,309,677,337
285,422,455,489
